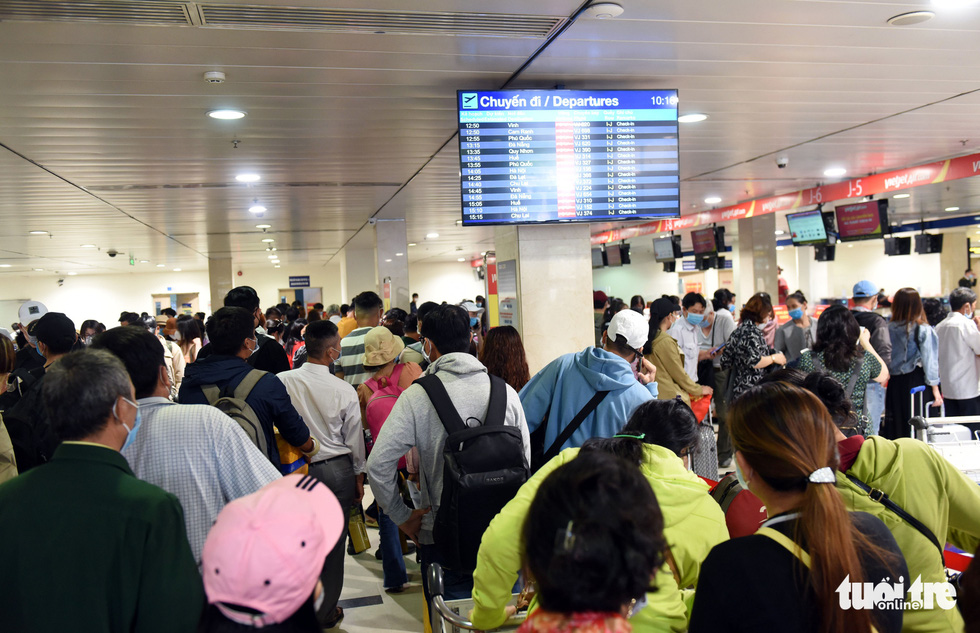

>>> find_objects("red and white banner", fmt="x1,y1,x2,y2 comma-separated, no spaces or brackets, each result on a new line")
591,152,980,244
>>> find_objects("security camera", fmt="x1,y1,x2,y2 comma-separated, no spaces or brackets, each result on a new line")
107,249,119,258
57,278,64,286
776,156,789,169
367,218,378,226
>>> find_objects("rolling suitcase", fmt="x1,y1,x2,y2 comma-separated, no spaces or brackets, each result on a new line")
690,395,718,479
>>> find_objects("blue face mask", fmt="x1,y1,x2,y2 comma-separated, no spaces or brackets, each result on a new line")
120,398,142,451
728,304,736,313
686,312,704,326
470,317,479,328
788,308,804,321
735,459,750,490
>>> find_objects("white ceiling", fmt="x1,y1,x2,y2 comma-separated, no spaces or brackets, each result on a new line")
2,0,980,277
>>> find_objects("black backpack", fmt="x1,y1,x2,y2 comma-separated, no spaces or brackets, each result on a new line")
3,368,59,473
416,374,528,572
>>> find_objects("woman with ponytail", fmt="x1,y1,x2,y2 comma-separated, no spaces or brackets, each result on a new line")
471,398,729,633
689,382,907,633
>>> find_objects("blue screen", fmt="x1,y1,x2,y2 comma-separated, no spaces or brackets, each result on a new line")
458,89,680,226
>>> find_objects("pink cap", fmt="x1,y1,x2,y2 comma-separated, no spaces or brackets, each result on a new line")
201,474,345,627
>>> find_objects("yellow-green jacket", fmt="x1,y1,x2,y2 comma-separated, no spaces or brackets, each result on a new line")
471,444,729,632
837,436,980,633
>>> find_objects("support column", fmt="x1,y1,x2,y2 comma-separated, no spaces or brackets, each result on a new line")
338,227,378,304
797,246,830,303
208,257,233,313
375,219,410,312
494,224,593,375
940,230,969,297
736,214,778,300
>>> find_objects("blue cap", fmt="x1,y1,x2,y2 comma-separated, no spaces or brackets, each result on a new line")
852,280,878,298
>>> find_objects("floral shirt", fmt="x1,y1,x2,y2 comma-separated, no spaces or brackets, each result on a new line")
518,610,631,633
720,320,770,400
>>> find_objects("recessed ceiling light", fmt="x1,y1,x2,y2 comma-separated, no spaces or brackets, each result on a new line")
893,193,911,199
80,244,96,248
173,268,182,272
480,251,487,256
584,1,624,19
33,268,43,272
847,244,854,248
887,10,935,26
426,233,439,239
385,258,392,263
268,254,277,259
775,230,786,236
395,252,404,257
408,242,417,247
946,206,961,211
66,271,77,275
157,264,165,268
236,173,261,183
271,260,280,264
140,260,149,263
678,113,708,123
261,238,275,243
457,257,466,262
249,205,267,214
704,196,722,204
455,220,463,226
824,167,847,177
0,264,11,268
256,224,271,229
29,230,48,235
207,109,246,120
274,265,281,268
775,246,785,251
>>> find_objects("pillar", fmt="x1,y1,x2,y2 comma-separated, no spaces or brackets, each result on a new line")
338,227,378,304
736,214,778,300
208,257,233,313
940,230,969,297
375,219,410,312
797,245,830,303
494,224,594,375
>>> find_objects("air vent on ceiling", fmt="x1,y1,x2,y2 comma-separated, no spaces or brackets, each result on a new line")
198,4,564,38
0,0,192,25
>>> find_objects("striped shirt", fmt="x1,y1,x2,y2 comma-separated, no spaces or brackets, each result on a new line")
339,326,372,387
121,397,281,566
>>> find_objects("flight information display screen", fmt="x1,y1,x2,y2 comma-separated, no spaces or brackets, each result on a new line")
457,89,680,226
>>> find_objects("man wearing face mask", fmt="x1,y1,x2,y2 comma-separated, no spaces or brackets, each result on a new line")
91,326,279,566
460,300,485,356
4,312,77,472
520,309,658,469
668,292,710,383
936,287,980,424
197,286,292,375
0,348,205,632
850,280,891,432
179,307,316,471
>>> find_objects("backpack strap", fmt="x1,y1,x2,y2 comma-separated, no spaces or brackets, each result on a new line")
415,374,467,435
201,384,221,405
543,390,610,464
844,354,865,402
843,473,944,561
233,369,267,401
388,363,406,389
484,375,507,427
810,353,825,373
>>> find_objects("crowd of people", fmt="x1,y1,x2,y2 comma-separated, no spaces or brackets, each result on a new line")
0,279,978,633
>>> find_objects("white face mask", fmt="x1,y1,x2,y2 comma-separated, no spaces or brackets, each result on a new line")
421,339,431,363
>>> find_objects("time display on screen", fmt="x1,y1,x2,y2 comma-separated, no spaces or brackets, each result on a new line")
457,89,680,226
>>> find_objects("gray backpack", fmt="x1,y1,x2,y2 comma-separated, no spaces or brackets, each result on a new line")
201,369,270,461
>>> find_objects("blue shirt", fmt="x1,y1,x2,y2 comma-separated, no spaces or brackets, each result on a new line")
887,321,940,386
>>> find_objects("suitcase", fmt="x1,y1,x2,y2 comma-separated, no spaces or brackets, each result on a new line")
690,401,718,480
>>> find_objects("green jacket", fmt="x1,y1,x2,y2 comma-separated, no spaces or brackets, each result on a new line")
837,436,980,633
0,442,204,632
471,444,729,632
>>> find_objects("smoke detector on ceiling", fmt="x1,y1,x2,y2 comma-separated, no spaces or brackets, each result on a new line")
584,2,624,19
204,71,226,84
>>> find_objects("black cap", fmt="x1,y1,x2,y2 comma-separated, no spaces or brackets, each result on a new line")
649,298,681,327
33,312,77,347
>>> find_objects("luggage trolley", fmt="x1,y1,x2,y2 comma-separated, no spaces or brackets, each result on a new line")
428,564,527,633
908,386,980,484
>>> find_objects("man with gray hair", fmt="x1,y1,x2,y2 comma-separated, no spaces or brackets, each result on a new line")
0,348,204,631
936,287,980,431
326,303,342,324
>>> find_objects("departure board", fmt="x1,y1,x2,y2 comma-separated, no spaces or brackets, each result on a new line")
457,89,680,226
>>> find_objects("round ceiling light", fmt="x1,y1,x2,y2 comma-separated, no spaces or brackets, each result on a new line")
256,224,271,229
173,268,182,272
887,10,935,26
29,230,48,235
678,113,708,123
207,109,246,120
80,244,96,248
261,238,275,243
249,205,267,214
824,167,847,178
457,257,466,262
426,233,439,239
893,193,911,199
584,2,624,19
236,173,261,183
946,206,961,211
704,196,722,204
156,264,165,268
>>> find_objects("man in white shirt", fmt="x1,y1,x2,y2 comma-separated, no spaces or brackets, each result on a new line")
91,326,280,566
278,319,365,629
668,292,709,382
936,287,980,431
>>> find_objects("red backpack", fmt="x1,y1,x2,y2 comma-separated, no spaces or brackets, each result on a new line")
364,364,409,467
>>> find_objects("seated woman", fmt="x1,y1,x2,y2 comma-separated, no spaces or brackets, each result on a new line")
689,382,908,633
198,473,345,633
645,298,711,405
797,305,888,436
471,399,729,633
766,368,980,633
774,290,818,366
517,451,666,633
